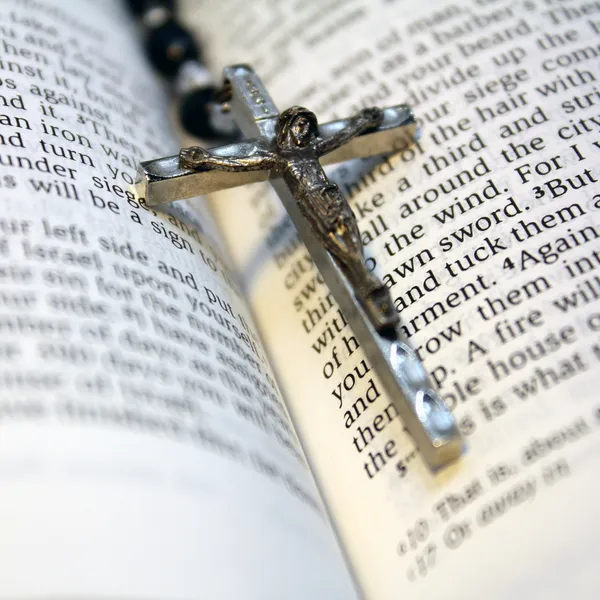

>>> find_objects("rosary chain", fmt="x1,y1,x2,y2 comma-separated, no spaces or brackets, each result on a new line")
125,0,237,140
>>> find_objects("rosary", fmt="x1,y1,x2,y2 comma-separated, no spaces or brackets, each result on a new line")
127,0,463,470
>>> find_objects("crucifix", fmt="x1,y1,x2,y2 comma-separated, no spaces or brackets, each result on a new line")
137,64,463,470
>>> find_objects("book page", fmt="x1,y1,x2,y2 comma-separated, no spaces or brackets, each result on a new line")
0,1,356,598
190,0,600,598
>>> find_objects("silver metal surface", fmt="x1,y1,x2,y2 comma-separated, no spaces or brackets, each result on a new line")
138,108,416,205
136,64,463,470
275,174,463,469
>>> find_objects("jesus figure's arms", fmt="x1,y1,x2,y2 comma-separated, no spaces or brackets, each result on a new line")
179,146,280,172
315,107,384,157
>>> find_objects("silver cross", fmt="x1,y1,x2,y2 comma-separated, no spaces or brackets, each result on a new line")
137,65,462,470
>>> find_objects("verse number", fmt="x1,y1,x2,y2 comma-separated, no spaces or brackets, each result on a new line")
406,543,437,582
397,519,430,556
502,257,515,271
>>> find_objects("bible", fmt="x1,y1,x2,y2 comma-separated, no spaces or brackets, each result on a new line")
0,0,598,599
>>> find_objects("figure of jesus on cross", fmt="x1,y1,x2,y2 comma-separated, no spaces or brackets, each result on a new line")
179,103,397,331
137,65,462,470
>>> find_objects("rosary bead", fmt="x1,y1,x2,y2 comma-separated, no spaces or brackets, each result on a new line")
179,86,224,140
146,20,200,77
125,0,176,17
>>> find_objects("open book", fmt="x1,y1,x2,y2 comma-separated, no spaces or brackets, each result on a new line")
1,0,598,597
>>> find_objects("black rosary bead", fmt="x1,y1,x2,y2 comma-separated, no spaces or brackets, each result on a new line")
126,0,236,139
179,86,225,140
145,20,200,77
125,0,176,17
